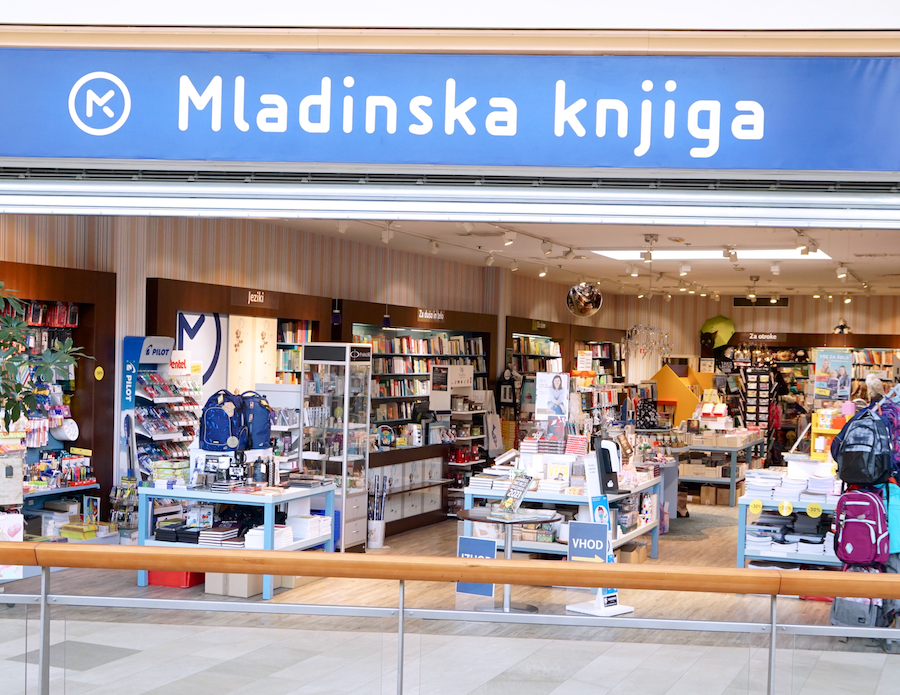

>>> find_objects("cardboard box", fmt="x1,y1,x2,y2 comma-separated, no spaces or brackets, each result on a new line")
716,482,745,505
617,541,648,564
700,485,717,506
677,490,688,515
205,572,282,598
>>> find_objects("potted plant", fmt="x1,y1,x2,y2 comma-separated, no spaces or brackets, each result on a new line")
0,282,90,429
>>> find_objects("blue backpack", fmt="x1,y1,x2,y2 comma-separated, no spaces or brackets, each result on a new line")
241,391,273,450
199,390,247,451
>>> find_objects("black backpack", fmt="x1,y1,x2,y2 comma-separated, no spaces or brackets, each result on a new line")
837,409,892,485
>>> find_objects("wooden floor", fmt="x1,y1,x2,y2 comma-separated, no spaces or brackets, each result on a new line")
0,503,850,651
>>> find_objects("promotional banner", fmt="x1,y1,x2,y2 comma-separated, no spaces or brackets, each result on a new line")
814,349,852,400
535,372,569,420
8,49,900,171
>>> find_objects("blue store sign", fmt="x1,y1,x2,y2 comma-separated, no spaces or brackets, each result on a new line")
3,49,900,172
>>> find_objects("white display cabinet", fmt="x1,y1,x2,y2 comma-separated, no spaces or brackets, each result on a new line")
301,343,372,551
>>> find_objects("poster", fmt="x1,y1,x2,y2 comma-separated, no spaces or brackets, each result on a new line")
176,312,227,400
814,349,852,400
699,358,715,374
535,372,569,421
0,513,24,580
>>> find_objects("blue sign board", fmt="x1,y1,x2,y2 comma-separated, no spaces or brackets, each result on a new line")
4,49,900,171
457,536,497,597
567,521,609,563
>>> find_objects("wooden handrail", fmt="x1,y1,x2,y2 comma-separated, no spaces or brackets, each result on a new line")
2,542,898,599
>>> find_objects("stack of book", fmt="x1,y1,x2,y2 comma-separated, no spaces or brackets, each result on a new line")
59,522,98,540
285,515,329,540
537,478,568,494
198,522,241,547
244,524,294,549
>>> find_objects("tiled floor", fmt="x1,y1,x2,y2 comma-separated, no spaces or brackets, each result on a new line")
0,618,898,695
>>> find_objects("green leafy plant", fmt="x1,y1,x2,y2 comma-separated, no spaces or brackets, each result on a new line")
0,282,91,429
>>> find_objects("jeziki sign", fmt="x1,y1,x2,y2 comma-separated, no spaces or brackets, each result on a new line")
6,49,900,171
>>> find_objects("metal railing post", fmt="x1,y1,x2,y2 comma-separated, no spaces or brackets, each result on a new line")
39,566,51,695
767,594,777,695
397,579,405,695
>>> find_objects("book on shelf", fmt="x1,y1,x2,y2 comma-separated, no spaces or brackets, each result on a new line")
512,335,561,357
354,332,484,357
371,378,431,398
279,320,313,344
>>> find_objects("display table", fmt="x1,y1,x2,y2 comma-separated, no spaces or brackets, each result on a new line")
681,440,765,507
456,507,562,614
463,476,661,558
736,496,840,568
137,484,335,599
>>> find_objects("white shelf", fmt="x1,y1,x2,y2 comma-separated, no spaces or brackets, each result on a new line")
451,410,486,416
681,476,746,485
145,532,332,552
453,435,485,442
744,551,842,566
463,475,660,504
137,389,185,405
449,459,485,467
271,424,301,432
611,520,659,549
134,424,182,442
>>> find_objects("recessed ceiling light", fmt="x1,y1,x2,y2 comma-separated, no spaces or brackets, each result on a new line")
593,249,832,261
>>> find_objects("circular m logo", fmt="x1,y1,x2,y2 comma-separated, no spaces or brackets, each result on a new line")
68,72,131,136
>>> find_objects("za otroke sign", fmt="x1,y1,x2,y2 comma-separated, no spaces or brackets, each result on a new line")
4,49,900,172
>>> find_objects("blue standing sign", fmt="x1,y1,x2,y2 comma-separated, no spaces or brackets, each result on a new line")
456,536,497,597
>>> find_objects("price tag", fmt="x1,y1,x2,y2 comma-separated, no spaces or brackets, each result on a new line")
806,502,823,519
778,501,794,516
831,464,839,477
749,500,763,514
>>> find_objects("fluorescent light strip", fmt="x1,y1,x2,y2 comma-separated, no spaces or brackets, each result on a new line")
593,249,832,261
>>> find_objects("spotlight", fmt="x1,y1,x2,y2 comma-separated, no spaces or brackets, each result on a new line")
430,240,439,255
485,254,494,267
700,291,707,297
836,265,848,279
463,222,475,233
382,305,392,328
678,283,687,291
844,295,852,304
337,221,349,234
541,240,553,255
747,290,756,299
679,263,690,276
503,231,516,246
770,295,779,304
808,240,818,253
539,266,548,277
688,287,696,294
510,260,519,272
771,263,780,276
381,228,393,244
724,248,737,262
629,265,639,277
331,299,342,326
827,294,834,303
665,294,672,302
813,293,821,298
637,292,645,299
565,248,576,260
578,275,587,286
714,293,721,302
640,250,652,263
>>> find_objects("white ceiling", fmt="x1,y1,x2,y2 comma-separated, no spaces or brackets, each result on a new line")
284,218,899,297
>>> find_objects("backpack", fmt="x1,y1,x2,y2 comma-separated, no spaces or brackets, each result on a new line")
837,410,892,485
830,567,886,628
240,391,273,450
876,399,900,478
199,390,247,451
834,488,890,566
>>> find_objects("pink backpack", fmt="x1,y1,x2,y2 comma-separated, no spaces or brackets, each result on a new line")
835,489,890,566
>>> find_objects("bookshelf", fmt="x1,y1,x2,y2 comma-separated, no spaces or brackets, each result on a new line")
511,333,563,374
574,340,625,383
353,323,489,426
